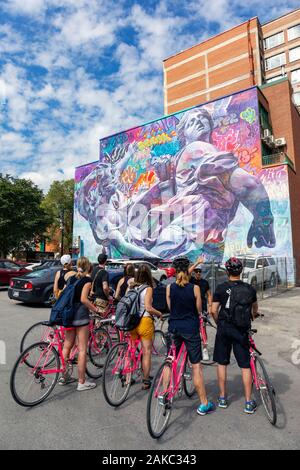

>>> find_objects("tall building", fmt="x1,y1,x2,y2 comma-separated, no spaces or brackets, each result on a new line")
163,8,300,115
73,8,300,285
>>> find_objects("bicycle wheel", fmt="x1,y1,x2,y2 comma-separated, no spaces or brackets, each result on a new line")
147,362,173,439
87,327,112,379
255,356,277,425
183,359,195,398
105,323,120,343
152,330,168,358
102,342,133,407
20,321,55,353
10,342,60,407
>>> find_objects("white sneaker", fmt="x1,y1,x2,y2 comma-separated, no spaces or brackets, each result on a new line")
202,348,210,362
77,380,97,391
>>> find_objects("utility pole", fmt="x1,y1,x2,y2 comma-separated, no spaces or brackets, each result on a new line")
60,209,65,256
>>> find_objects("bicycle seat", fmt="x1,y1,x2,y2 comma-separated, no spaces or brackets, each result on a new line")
250,329,258,334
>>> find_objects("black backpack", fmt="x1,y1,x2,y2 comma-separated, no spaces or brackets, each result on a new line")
225,282,254,329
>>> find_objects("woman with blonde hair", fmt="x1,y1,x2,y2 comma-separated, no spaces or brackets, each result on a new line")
166,257,214,415
60,256,102,391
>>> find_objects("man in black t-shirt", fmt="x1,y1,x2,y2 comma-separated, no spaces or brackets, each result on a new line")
212,257,259,415
91,254,110,311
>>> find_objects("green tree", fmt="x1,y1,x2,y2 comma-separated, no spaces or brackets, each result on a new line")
0,175,50,257
42,179,74,254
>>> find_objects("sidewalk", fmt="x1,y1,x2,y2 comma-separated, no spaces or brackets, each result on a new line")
259,287,300,371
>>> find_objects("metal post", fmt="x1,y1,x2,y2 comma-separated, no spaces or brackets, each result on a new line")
285,257,288,290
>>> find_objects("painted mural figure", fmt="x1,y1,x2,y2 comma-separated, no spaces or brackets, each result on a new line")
77,162,160,258
128,108,276,260
76,99,276,262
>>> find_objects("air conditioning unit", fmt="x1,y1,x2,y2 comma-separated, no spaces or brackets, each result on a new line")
263,129,272,138
275,137,286,147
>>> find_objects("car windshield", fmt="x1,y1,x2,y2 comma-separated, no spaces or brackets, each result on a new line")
243,259,256,268
23,269,54,279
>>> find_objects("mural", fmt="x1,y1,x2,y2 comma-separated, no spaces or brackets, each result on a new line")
73,87,293,263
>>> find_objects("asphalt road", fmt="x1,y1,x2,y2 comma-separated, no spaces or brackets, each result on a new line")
0,288,299,450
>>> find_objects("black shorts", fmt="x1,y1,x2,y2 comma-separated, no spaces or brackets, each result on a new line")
168,330,202,364
213,321,251,369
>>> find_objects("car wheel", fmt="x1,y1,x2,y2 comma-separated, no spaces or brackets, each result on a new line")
44,290,56,307
250,277,257,289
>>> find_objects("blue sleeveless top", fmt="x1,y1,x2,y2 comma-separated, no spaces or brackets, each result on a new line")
169,283,199,334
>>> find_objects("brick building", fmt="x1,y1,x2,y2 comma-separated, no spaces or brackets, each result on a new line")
163,8,300,114
163,8,300,283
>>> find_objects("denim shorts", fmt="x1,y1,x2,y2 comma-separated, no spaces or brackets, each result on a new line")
168,329,202,364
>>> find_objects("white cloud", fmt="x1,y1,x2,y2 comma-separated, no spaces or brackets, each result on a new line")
1,0,300,191
4,0,46,16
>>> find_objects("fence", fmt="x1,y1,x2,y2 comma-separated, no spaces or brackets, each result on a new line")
201,257,296,300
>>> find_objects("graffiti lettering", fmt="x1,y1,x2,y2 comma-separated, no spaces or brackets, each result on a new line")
240,107,256,124
212,127,240,151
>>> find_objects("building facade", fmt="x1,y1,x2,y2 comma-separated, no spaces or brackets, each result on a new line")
163,8,300,115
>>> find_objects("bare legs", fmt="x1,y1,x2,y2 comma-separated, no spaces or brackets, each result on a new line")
217,365,252,402
62,326,89,384
141,339,152,381
192,363,208,405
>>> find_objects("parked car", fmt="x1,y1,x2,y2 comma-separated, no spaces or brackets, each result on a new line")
8,267,61,305
107,259,167,282
240,256,279,288
24,262,43,271
0,260,30,286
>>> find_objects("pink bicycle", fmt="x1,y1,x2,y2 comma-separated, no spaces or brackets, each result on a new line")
102,334,143,407
10,319,111,407
249,328,277,425
102,329,167,407
147,334,195,439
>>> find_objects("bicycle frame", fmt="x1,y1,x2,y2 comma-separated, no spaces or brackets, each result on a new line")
154,341,187,401
112,337,143,376
27,318,106,377
249,334,264,390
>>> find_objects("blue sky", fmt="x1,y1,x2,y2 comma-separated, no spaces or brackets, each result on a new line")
0,0,299,189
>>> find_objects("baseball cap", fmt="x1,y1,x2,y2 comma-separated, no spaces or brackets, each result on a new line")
60,254,71,266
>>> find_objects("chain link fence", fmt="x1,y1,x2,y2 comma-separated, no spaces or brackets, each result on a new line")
201,257,296,299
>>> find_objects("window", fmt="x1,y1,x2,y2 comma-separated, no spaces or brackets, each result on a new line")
264,32,284,50
266,75,285,83
265,53,286,70
289,46,300,62
293,92,300,106
291,69,300,84
288,24,300,41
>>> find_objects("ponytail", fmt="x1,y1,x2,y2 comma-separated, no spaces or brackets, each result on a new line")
75,256,92,279
176,270,189,288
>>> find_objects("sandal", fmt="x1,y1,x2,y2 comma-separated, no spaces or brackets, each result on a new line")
142,379,151,390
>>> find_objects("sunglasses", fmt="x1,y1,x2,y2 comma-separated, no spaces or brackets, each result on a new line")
194,270,202,274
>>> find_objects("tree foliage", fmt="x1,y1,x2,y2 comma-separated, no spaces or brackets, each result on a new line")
42,179,74,252
0,175,50,257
